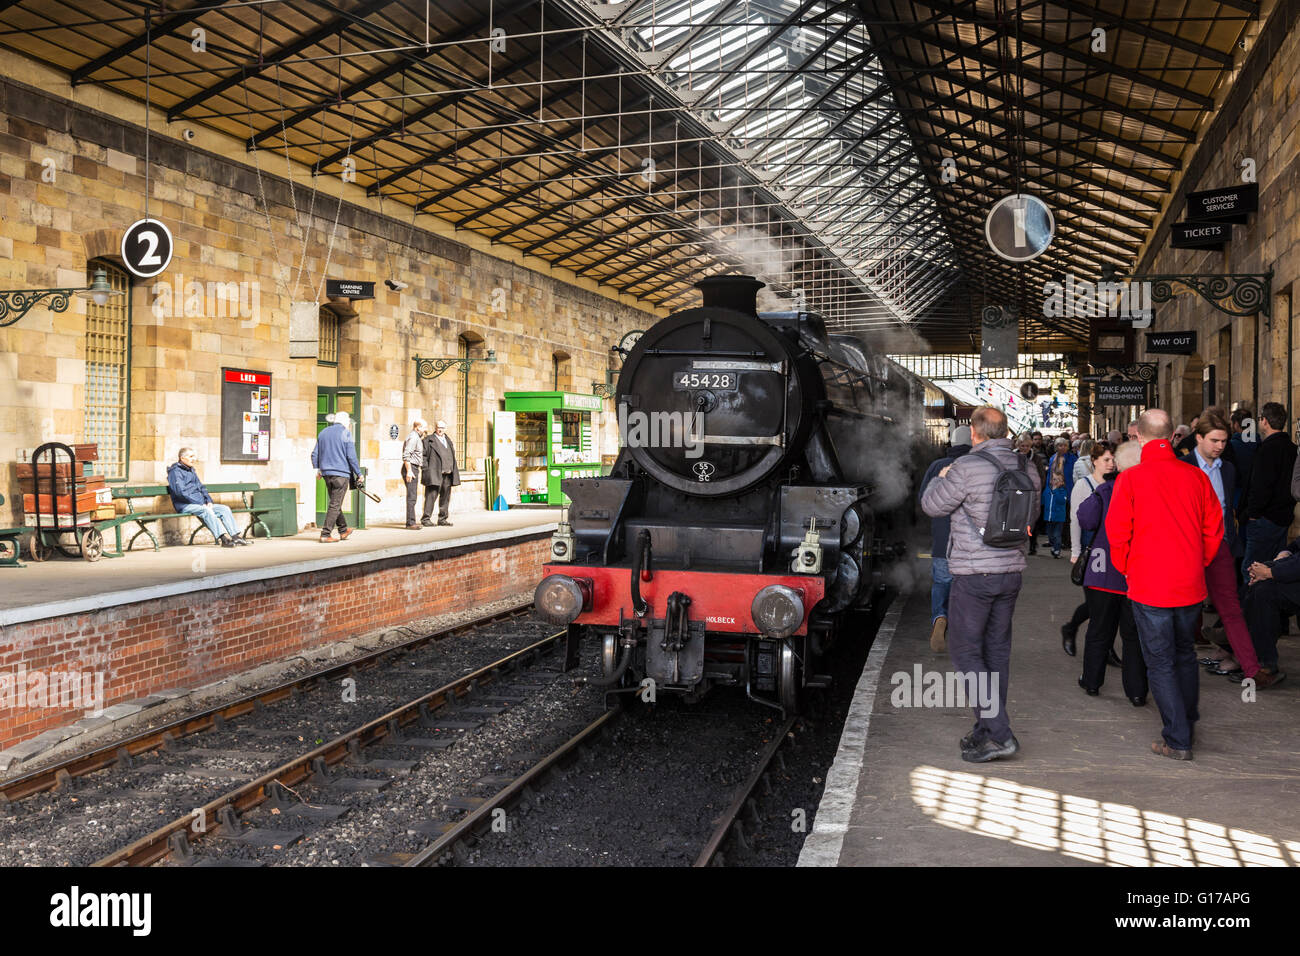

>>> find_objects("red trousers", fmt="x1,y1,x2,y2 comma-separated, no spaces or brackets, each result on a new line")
1205,541,1261,677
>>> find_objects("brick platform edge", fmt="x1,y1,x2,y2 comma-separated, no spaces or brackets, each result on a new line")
0,534,551,751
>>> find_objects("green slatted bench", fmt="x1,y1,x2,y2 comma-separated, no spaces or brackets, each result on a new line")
107,483,271,552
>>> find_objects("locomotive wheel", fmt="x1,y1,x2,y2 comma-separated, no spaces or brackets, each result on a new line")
81,528,104,562
780,638,802,714
602,633,623,683
28,534,53,562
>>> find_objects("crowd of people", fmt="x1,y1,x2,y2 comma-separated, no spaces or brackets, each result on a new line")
919,403,1291,765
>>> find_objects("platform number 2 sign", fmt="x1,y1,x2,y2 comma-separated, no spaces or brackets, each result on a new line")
121,218,174,279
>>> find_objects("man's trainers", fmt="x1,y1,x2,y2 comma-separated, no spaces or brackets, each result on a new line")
930,616,947,652
959,731,984,751
961,735,1020,763
1151,740,1193,761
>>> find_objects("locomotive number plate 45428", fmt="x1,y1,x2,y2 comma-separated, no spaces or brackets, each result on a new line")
673,370,738,390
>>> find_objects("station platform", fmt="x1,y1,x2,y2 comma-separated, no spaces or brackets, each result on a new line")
0,509,560,624
0,509,560,753
801,543,1300,868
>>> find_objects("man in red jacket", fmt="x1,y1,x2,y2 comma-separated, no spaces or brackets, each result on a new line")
1106,409,1223,760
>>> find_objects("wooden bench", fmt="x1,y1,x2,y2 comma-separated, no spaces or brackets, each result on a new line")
0,494,25,567
108,483,272,552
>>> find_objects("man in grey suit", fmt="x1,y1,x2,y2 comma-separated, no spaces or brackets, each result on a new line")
422,419,461,526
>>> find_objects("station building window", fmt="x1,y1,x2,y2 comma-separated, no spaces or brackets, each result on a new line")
318,306,341,366
83,259,130,481
553,351,572,392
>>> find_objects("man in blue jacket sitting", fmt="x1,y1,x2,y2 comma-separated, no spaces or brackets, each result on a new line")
167,448,249,547
312,410,361,543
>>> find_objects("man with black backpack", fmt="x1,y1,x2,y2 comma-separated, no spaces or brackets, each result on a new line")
921,406,1041,763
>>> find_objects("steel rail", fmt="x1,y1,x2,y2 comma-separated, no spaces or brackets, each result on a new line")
0,602,533,804
694,715,798,867
405,707,620,867
91,627,567,868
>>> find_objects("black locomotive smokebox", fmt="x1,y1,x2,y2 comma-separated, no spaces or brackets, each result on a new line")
696,274,765,316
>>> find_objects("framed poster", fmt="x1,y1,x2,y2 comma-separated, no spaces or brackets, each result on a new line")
221,368,272,462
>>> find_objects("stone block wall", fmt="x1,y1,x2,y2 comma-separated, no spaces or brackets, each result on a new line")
0,70,654,531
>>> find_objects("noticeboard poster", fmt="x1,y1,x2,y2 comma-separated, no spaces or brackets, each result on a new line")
221,368,272,462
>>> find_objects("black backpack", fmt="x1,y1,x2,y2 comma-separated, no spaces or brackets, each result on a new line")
964,447,1035,548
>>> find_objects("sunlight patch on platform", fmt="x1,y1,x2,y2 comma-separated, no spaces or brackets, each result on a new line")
910,765,1296,867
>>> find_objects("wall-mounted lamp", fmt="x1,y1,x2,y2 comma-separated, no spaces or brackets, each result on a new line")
0,267,123,327
413,349,497,381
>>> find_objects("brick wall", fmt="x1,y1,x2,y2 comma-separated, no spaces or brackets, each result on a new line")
0,535,550,750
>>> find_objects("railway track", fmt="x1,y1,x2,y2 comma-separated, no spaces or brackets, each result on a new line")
694,715,799,867
95,630,579,867
7,596,892,867
1,601,534,805
401,703,803,868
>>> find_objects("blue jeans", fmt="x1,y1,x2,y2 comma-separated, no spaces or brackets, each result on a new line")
1047,521,1064,554
182,503,240,540
1129,601,1201,751
1241,517,1288,581
930,557,953,623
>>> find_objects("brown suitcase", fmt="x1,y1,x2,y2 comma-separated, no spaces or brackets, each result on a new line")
23,490,101,514
32,475,107,494
71,443,99,462
16,461,87,479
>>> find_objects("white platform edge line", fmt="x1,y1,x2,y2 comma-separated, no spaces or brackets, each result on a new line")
796,589,909,868
0,522,559,628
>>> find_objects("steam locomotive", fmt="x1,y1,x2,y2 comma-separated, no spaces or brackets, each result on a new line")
535,275,925,714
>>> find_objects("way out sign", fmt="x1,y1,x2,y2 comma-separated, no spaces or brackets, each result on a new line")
985,194,1055,262
121,219,174,279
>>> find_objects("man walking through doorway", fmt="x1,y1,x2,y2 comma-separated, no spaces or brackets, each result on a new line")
312,410,361,543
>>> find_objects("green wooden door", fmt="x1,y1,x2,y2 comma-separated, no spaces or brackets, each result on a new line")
315,387,364,528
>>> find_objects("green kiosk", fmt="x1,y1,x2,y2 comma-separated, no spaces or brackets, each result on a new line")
502,391,603,505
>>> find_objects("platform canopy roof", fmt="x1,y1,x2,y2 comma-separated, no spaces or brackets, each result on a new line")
0,0,1259,351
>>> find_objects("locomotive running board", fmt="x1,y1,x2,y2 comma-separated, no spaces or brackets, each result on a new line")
688,432,785,447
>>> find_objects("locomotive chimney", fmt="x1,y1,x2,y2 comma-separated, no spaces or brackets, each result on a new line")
696,274,765,316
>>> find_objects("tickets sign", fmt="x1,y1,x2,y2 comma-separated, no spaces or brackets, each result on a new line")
1171,221,1229,249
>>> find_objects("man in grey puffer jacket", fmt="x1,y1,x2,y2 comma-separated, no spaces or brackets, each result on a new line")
921,406,1041,763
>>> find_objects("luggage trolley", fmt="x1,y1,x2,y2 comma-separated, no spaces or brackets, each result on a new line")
26,442,107,563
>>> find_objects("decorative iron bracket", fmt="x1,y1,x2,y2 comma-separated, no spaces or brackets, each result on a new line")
0,288,74,327
1101,266,1271,319
413,352,496,381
